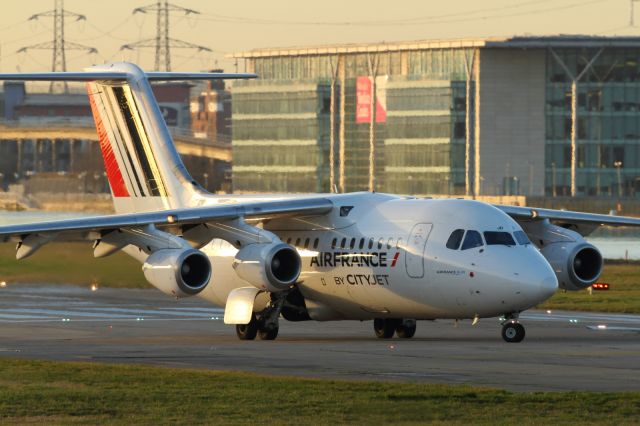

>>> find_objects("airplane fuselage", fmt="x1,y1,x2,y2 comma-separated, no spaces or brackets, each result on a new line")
198,194,558,321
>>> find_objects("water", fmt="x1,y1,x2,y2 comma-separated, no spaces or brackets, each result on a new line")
0,211,638,260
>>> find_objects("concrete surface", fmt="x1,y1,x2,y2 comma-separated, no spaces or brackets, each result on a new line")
0,284,638,392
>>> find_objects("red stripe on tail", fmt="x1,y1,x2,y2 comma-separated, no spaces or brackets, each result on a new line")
87,84,130,197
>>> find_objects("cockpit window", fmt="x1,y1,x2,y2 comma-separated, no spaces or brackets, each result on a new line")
484,231,516,246
513,230,530,245
446,229,465,250
461,230,483,250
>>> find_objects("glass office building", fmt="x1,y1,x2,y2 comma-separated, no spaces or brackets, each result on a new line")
230,37,640,196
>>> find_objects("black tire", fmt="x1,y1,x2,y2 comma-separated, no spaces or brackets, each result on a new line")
396,323,417,339
258,325,279,340
374,318,398,339
236,315,258,340
501,322,525,343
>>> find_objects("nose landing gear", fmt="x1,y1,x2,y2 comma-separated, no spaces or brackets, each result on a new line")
501,313,525,343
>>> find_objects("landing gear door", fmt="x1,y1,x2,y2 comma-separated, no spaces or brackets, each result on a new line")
405,223,432,279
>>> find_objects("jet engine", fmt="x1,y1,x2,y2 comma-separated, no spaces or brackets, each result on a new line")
540,241,603,291
143,248,212,297
233,242,301,293
523,220,603,291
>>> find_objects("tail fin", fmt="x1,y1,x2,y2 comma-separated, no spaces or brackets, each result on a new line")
84,63,254,213
0,62,256,214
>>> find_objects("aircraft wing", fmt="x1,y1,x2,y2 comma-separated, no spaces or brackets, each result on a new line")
0,197,333,248
497,204,640,236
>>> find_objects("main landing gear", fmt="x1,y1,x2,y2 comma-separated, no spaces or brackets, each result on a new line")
373,318,416,339
501,313,525,343
235,313,280,341
236,291,287,341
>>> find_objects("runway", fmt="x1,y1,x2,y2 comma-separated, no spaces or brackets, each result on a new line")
0,284,639,392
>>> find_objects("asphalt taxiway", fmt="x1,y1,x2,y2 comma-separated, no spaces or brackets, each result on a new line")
0,284,639,392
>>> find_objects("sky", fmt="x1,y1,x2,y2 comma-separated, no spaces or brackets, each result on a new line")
0,0,637,74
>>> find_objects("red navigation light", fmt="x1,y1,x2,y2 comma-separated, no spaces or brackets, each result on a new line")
592,283,610,291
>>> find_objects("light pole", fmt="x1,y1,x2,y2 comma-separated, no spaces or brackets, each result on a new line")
614,161,623,197
551,162,557,197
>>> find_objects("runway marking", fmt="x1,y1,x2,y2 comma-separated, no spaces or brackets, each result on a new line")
523,312,640,324
71,307,225,317
0,302,224,322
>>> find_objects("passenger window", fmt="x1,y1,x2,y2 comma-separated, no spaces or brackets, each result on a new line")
387,238,394,249
396,238,403,249
340,238,346,249
514,230,530,245
295,238,301,247
331,238,337,249
359,238,365,249
368,238,374,249
350,238,356,249
484,231,515,246
286,237,292,244
446,229,465,250
378,238,384,249
304,238,310,249
461,230,483,250
313,238,319,249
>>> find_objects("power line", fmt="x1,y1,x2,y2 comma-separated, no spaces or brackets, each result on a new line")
17,0,97,93
196,0,608,27
120,0,211,71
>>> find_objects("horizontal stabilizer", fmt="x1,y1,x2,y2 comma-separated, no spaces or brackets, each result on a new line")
0,71,257,81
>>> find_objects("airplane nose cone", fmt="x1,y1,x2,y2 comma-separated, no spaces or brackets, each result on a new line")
539,275,558,300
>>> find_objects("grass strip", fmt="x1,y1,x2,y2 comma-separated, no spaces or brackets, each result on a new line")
0,358,639,425
539,261,640,314
0,242,147,288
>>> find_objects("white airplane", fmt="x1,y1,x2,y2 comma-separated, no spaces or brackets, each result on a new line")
1,62,639,343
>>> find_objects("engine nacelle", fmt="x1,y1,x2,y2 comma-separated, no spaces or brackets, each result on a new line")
527,221,604,291
233,242,301,293
143,248,212,298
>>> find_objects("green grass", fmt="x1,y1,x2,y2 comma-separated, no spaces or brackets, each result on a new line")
0,242,148,288
0,359,639,425
1,243,640,314
538,260,640,314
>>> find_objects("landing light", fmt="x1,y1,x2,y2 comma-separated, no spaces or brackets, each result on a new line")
592,283,610,291
0,281,6,288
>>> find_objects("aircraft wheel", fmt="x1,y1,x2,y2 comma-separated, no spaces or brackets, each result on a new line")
374,318,397,339
501,322,525,343
258,324,279,340
236,315,258,340
396,322,416,339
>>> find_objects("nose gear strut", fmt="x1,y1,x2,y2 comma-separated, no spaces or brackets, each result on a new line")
501,312,525,343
